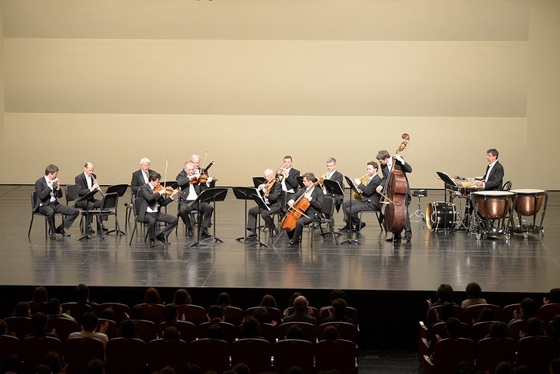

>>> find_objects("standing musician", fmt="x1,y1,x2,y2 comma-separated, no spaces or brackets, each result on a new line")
285,172,324,247
246,169,282,238
340,161,381,231
138,172,178,247
75,162,107,233
34,164,80,240
176,161,214,238
277,155,300,204
322,157,345,212
376,150,413,243
473,148,504,191
131,157,157,196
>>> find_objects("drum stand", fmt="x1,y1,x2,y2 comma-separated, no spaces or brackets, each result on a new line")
410,190,427,222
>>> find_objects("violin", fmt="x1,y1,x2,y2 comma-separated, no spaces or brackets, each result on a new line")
264,178,277,197
154,185,175,195
191,160,218,185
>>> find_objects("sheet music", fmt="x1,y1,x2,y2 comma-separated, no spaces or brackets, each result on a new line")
255,188,271,211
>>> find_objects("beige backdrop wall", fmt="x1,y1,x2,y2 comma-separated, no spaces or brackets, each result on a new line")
1,0,558,189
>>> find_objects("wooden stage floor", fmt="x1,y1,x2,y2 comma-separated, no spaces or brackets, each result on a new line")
1,184,558,294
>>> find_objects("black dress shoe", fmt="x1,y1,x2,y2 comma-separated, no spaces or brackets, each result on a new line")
87,225,96,234
187,228,193,237
50,232,56,240
98,224,109,233
386,236,402,243
201,230,212,239
55,227,71,237
150,240,156,248
270,228,278,237
156,233,168,244
338,226,352,232
288,240,299,247
246,230,257,238
354,222,366,231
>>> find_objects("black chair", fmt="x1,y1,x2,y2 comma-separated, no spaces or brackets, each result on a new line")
64,337,105,374
502,181,512,191
316,196,339,244
28,191,64,238
129,197,147,245
22,336,63,374
357,209,384,232
65,184,88,233
147,338,188,374
105,337,147,374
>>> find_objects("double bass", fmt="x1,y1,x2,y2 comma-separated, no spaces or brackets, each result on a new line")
383,133,411,234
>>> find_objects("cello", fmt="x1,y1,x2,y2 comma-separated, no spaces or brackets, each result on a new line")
280,179,322,232
383,133,411,234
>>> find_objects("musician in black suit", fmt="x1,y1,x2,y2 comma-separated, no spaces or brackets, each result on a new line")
131,157,156,196
247,169,283,237
138,172,178,247
34,164,79,240
340,161,381,231
74,162,106,233
376,150,413,243
473,148,504,191
285,172,324,247
278,155,300,204
322,157,345,211
176,161,214,238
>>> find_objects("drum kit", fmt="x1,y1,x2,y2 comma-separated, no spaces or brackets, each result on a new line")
427,172,548,239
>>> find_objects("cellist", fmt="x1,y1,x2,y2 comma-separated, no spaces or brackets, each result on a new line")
376,150,413,243
285,172,324,247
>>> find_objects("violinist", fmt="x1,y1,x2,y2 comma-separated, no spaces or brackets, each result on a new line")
323,157,345,212
277,155,300,204
340,161,381,232
138,172,178,247
376,150,413,243
176,161,214,238
247,169,283,238
75,162,107,233
285,172,324,247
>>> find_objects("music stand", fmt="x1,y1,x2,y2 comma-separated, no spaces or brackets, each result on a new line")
105,184,128,236
322,179,344,237
252,177,266,188
233,187,259,243
190,187,228,247
339,176,361,245
436,171,457,204
76,189,99,241
246,192,271,248
436,171,469,230
296,176,305,189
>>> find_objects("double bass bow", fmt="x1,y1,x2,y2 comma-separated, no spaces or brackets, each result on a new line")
382,133,411,234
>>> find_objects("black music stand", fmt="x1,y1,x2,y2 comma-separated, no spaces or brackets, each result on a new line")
436,171,457,204
322,179,344,237
246,192,271,248
105,184,128,236
252,177,266,188
437,171,469,230
76,189,99,241
190,187,228,247
233,187,259,243
296,176,305,189
339,176,361,245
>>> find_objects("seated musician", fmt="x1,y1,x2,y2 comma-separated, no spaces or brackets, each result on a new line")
340,161,381,231
131,157,157,197
176,161,214,238
247,169,282,238
278,155,300,204
75,162,107,233
138,172,178,248
473,148,504,191
322,157,345,212
285,172,324,247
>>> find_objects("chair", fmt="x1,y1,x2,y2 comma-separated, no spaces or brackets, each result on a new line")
65,184,88,232
501,303,520,323
147,338,189,374
220,305,245,327
90,192,120,238
94,302,131,325
64,337,105,374
45,317,80,342
131,319,159,344
4,316,32,340
410,189,427,221
22,336,63,374
475,337,516,373
502,180,512,191
426,304,465,326
316,196,339,244
357,209,384,232
61,302,92,325
104,183,128,235
129,197,147,245
231,338,272,373
464,303,502,325
315,339,357,374
98,318,119,340
105,337,147,374
508,318,545,341
189,338,230,373
516,335,556,374
135,303,166,325
470,320,507,343
277,322,317,344
159,320,197,343
246,306,283,325
259,322,277,345
28,191,63,238
538,302,560,323
28,301,47,315
422,337,475,374
273,339,314,374
176,304,207,326
0,335,21,370
318,321,358,342
197,321,237,343
319,306,359,325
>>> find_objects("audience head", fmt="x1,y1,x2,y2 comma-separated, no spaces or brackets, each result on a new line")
206,323,225,340
207,305,224,323
162,326,180,340
259,294,277,308
186,364,204,374
519,298,537,318
436,284,454,302
130,304,144,319
494,361,514,374
159,367,177,374
31,286,49,303
43,351,64,374
287,292,303,308
445,317,462,338
163,304,179,322
252,307,269,324
217,292,231,306
119,319,136,338
173,288,192,305
232,363,251,374
75,283,91,303
46,298,62,315
285,324,303,340
31,312,48,335
100,307,116,322
144,287,161,304
526,317,544,336
547,288,560,303
477,307,495,322
86,358,105,374
13,301,31,317
81,311,99,332
465,282,482,299
241,317,261,338
331,298,347,317
438,301,457,322
293,296,309,313
322,325,340,340
488,321,508,338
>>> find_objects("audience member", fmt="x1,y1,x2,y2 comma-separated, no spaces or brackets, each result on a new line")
509,298,537,325
321,298,354,324
119,319,136,338
46,298,76,322
173,288,192,305
284,324,304,340
68,311,109,346
494,361,514,374
162,326,180,340
320,289,347,318
25,312,57,338
232,363,252,374
283,292,303,317
42,351,65,374
321,325,340,340
205,323,225,340
207,305,224,323
461,282,487,309
544,288,560,304
217,292,231,307
427,284,457,309
129,305,144,320
240,317,264,340
74,283,98,307
31,286,49,303
520,316,545,337
488,321,508,338
12,301,31,317
86,359,105,374
144,287,162,304
282,296,317,325
259,294,278,308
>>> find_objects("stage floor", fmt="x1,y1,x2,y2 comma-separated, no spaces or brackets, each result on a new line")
1,185,559,294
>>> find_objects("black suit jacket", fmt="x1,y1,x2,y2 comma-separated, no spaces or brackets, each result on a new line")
291,185,324,217
279,168,300,193
264,180,283,206
137,183,174,222
34,177,62,212
483,161,504,191
358,174,382,209
176,170,209,202
131,169,156,195
326,170,345,207
75,173,98,201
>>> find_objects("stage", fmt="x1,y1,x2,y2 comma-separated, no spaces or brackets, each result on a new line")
1,184,559,351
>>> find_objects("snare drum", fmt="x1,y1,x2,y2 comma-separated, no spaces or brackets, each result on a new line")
473,191,514,220
426,201,456,230
510,189,546,216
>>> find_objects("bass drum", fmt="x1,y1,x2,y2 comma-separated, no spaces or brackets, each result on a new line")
426,202,456,230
